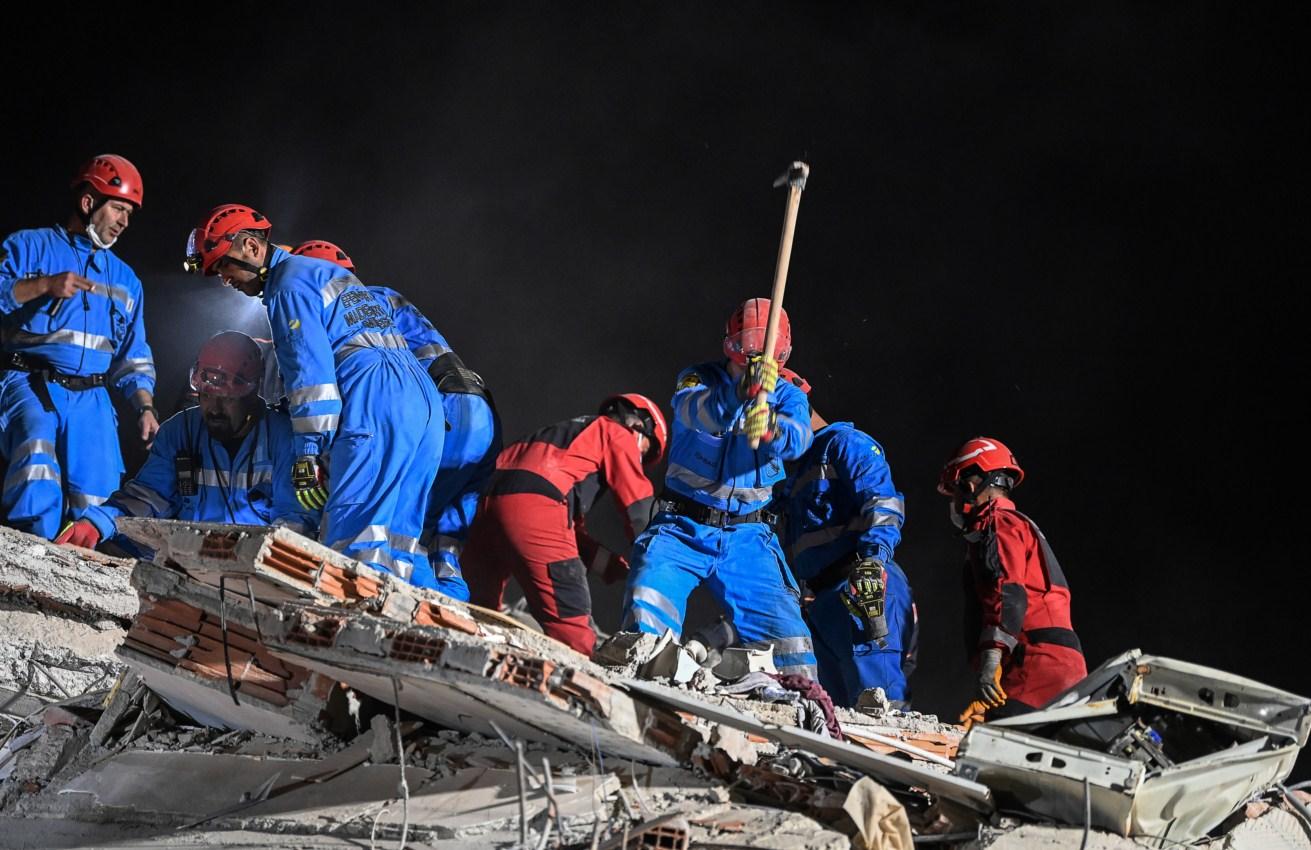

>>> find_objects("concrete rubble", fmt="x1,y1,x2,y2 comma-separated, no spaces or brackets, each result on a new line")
0,518,1307,849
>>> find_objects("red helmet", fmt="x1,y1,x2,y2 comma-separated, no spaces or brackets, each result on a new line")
71,154,143,208
293,240,355,271
779,367,810,395
190,331,264,398
723,297,791,366
600,393,668,465
937,436,1025,495
184,205,272,275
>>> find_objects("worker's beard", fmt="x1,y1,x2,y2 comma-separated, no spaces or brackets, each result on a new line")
205,408,253,442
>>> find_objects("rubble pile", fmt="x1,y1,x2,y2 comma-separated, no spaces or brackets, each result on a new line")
0,519,1308,848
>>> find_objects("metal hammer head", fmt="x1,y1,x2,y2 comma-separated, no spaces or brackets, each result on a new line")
773,161,810,191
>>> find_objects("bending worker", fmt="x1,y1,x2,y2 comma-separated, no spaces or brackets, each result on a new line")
462,395,666,655
778,376,916,707
292,240,500,600
184,205,442,582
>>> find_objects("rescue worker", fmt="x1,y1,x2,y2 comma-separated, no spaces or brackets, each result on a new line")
184,205,443,582
54,332,316,548
0,155,158,539
778,385,917,708
291,240,500,600
621,298,818,679
938,436,1087,728
462,395,667,655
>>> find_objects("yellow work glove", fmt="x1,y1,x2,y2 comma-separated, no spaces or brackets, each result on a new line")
292,456,329,511
744,401,777,444
739,355,779,401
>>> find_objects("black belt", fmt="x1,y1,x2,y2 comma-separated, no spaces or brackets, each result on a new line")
1013,627,1083,667
658,493,775,528
2,352,107,412
485,469,566,503
1025,627,1082,652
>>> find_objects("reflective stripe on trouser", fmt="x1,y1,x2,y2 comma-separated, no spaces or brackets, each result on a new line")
318,356,443,583
412,392,501,601
0,374,123,539
804,559,916,707
462,492,596,656
622,513,818,678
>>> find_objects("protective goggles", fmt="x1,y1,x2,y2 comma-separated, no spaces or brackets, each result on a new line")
189,364,259,398
182,228,247,275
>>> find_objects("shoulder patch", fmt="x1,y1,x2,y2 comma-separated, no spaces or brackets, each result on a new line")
288,318,301,331
677,373,703,390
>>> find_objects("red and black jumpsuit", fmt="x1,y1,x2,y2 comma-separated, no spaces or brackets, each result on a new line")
962,497,1087,716
462,415,654,655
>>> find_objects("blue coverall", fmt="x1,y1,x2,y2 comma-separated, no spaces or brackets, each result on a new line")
622,360,818,678
261,248,443,582
0,225,154,538
371,286,500,599
779,422,916,706
81,405,317,543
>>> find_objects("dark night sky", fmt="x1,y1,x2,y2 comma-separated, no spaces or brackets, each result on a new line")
5,4,1303,770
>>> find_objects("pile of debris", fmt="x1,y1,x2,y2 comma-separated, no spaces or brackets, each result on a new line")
1,520,1308,849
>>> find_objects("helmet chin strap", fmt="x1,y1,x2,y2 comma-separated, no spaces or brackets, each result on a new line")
86,221,116,250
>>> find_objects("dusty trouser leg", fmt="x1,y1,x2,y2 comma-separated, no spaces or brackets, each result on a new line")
322,361,443,582
621,515,711,639
465,493,596,655
418,393,500,600
707,523,818,679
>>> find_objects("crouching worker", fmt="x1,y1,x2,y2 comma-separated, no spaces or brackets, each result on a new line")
55,331,317,550
463,394,667,656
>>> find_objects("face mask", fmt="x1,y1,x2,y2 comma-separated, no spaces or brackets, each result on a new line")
87,221,117,250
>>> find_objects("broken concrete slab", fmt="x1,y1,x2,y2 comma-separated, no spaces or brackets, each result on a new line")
1209,805,1311,850
117,519,517,637
621,678,994,815
0,524,136,623
954,649,1311,843
259,603,700,765
49,749,618,840
1,525,134,728
118,561,339,742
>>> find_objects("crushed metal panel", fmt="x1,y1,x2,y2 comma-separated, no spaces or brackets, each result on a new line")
620,679,994,814
954,726,1144,834
1018,649,1311,745
955,650,1311,844
260,604,693,765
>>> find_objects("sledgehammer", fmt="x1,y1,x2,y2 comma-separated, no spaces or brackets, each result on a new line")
748,161,810,449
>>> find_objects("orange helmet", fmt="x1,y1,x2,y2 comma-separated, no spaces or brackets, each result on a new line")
184,205,272,275
71,154,143,208
723,298,791,366
292,239,354,271
600,393,668,465
190,331,264,398
937,436,1025,495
